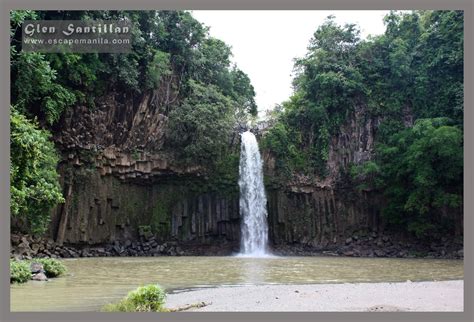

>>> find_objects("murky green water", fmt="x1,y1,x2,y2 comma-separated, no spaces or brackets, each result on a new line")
10,256,463,311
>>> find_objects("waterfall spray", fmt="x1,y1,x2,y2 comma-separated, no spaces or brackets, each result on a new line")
238,130,269,256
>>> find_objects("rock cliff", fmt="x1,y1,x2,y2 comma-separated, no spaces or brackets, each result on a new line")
48,91,398,252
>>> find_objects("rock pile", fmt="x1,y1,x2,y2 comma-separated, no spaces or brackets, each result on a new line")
10,233,186,260
11,231,463,260
273,231,464,260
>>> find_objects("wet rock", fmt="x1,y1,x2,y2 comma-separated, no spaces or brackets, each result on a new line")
46,239,55,248
31,272,48,281
30,262,44,274
113,245,122,254
17,242,32,256
374,250,385,257
11,234,21,245
20,236,30,245
397,251,407,258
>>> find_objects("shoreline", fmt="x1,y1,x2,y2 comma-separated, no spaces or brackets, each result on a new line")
11,232,464,261
165,280,464,312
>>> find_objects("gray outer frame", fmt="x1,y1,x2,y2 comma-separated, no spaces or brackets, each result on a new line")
0,1,472,322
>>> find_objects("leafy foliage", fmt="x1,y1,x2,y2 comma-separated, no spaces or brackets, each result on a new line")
167,80,234,165
13,52,77,125
10,107,64,234
10,10,257,125
33,258,67,277
265,11,462,178
10,259,31,284
101,284,167,312
263,17,362,177
369,118,462,236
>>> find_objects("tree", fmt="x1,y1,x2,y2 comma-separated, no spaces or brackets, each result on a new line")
166,80,235,165
372,118,462,236
10,107,64,234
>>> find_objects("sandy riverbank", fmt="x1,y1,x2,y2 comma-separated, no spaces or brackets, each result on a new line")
166,280,463,312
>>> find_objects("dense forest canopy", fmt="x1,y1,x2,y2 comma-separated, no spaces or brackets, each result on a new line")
263,10,463,237
10,10,463,239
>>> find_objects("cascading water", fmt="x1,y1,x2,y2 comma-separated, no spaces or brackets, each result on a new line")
238,130,269,256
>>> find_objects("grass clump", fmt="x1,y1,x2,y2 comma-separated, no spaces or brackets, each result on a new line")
102,284,167,312
10,259,31,284
33,258,67,277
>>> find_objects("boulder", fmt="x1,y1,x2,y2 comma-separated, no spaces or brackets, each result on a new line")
11,234,21,245
113,245,122,254
374,249,385,257
17,242,32,256
31,272,48,281
30,262,44,274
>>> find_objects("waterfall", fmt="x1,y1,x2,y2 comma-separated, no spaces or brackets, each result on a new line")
238,130,269,256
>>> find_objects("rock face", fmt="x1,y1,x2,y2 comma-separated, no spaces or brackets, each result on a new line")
11,89,457,255
49,169,241,247
261,102,386,249
267,188,382,247
46,90,241,249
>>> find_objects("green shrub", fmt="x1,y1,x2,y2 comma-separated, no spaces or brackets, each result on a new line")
101,300,134,312
101,284,167,312
34,258,67,277
10,259,31,284
10,107,65,234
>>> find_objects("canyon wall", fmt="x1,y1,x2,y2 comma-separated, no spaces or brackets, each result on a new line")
49,91,385,251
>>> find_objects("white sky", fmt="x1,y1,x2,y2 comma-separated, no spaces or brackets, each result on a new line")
191,10,391,116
